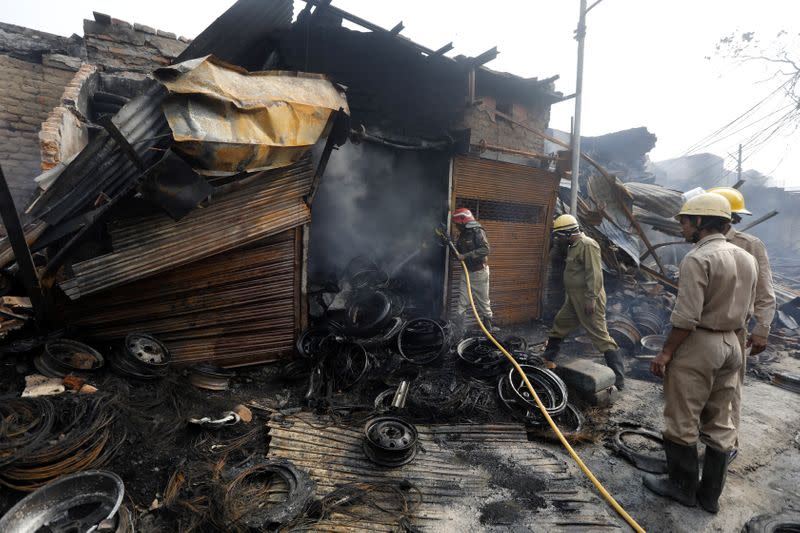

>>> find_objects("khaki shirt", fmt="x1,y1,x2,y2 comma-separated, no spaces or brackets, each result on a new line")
671,233,758,331
563,234,604,301
725,227,776,337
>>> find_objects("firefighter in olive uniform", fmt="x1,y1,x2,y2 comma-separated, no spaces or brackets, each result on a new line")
542,214,626,389
451,208,493,335
707,186,776,463
644,192,758,514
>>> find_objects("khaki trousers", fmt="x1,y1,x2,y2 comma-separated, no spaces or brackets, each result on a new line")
663,329,742,451
550,289,618,353
731,329,747,446
456,266,492,319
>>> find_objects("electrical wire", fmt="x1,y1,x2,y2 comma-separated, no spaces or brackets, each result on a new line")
459,259,647,533
680,79,791,156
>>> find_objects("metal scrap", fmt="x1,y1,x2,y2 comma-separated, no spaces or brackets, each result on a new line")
771,372,800,394
154,55,349,176
0,470,125,532
33,338,104,378
0,395,123,491
108,333,171,380
362,416,419,467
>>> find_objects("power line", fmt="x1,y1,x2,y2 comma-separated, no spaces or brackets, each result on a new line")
679,79,791,156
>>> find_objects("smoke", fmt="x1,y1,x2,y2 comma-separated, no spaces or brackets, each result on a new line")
647,153,800,265
308,141,450,315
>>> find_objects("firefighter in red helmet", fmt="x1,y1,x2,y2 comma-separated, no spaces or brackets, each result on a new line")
451,208,493,336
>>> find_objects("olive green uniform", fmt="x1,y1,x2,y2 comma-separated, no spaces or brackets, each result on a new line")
664,234,758,452
550,234,618,353
724,227,776,439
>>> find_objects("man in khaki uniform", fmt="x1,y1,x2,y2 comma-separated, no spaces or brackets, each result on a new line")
644,192,758,514
542,214,625,389
708,187,776,462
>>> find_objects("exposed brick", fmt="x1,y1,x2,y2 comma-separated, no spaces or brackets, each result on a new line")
156,29,176,39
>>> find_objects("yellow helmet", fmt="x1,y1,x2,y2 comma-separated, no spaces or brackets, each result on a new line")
552,214,579,233
676,192,731,221
707,187,751,215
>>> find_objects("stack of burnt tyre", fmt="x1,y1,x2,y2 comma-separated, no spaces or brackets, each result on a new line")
455,336,582,433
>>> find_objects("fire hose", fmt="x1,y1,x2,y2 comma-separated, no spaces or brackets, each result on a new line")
442,227,645,532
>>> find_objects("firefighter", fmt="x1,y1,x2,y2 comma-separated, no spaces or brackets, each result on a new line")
707,186,776,462
451,208,493,334
644,192,758,513
542,214,625,389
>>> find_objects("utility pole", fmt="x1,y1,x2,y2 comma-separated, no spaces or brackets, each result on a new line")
569,0,605,215
737,143,742,184
569,0,587,216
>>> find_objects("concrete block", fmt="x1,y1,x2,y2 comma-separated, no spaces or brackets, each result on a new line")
583,386,619,407
134,23,156,35
92,12,111,24
555,357,615,393
111,18,133,30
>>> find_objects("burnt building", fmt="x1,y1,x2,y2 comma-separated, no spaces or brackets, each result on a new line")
282,3,567,327
1,0,568,367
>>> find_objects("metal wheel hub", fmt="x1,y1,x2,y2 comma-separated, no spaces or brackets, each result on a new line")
127,334,168,364
363,416,418,467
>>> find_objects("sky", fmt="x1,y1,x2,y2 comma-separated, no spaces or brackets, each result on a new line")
2,0,798,187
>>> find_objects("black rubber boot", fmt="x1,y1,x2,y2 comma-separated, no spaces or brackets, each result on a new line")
481,316,494,333
697,446,728,514
643,440,699,507
542,337,562,362
603,350,626,390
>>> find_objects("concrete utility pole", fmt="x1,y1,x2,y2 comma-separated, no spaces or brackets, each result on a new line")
569,0,587,215
570,0,605,215
737,143,743,183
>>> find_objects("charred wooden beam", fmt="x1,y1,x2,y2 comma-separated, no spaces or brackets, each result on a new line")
0,165,46,320
389,21,404,35
306,109,346,207
301,0,439,56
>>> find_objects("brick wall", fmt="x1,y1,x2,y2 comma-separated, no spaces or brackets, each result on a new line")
40,63,97,171
0,54,79,208
83,13,188,76
459,95,550,156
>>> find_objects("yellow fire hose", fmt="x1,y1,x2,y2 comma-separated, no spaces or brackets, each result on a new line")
460,259,646,532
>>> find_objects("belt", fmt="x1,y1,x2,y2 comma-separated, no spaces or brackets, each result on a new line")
696,326,743,334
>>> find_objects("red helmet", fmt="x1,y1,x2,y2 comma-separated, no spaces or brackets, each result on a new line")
452,208,475,224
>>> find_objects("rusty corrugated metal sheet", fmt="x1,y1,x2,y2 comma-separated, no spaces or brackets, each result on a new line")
266,412,620,531
447,156,559,325
27,84,170,226
65,230,299,367
58,158,313,300
154,56,349,176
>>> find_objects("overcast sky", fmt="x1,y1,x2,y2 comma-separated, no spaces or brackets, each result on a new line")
2,0,798,187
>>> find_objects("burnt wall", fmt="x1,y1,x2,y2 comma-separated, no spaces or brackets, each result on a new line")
0,53,79,206
83,14,188,76
459,96,549,155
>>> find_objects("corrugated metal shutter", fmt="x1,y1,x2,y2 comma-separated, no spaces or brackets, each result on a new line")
447,156,559,325
64,229,302,367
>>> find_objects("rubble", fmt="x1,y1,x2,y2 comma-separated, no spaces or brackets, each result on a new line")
0,0,796,531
